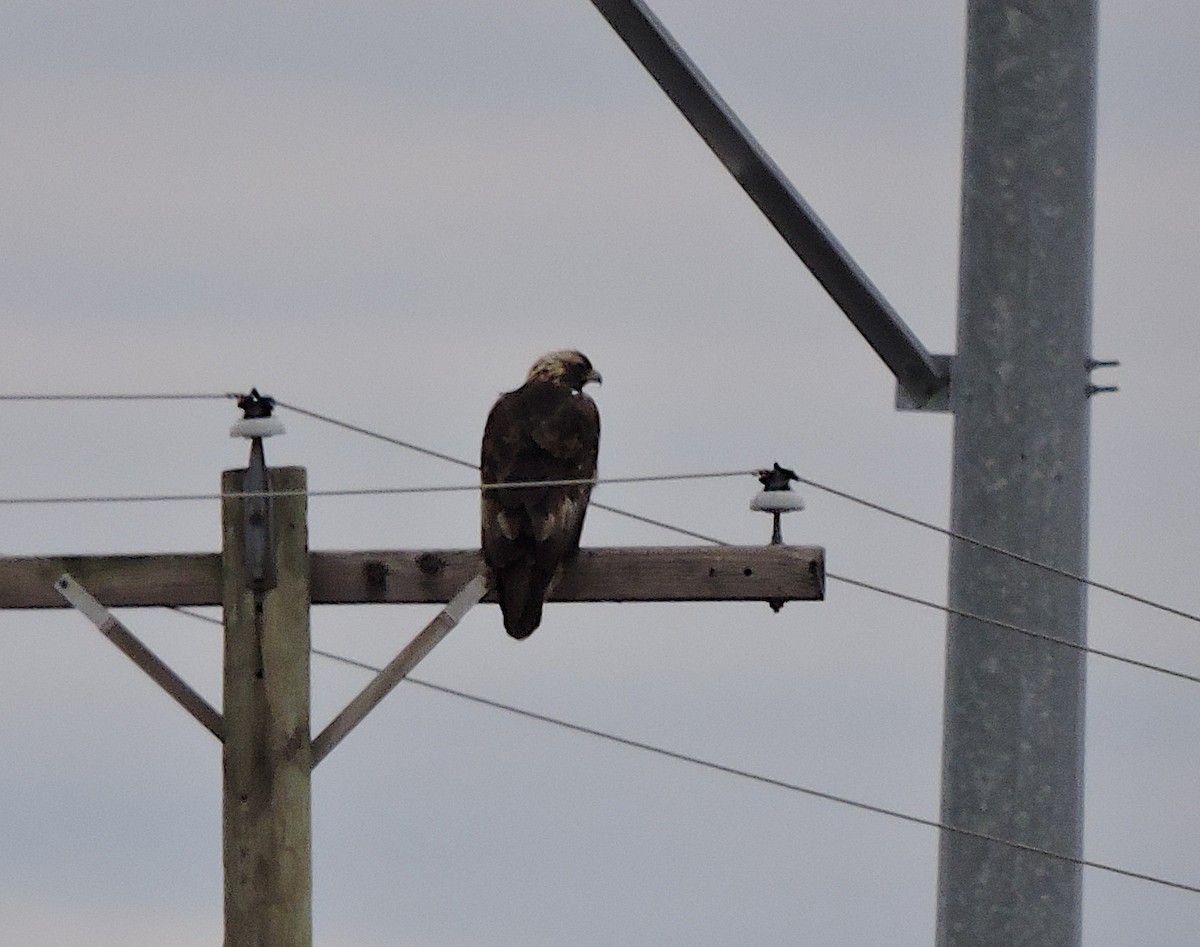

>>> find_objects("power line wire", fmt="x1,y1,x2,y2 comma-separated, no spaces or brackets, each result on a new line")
826,572,1200,687
266,400,1200,685
586,509,1200,686
8,396,1195,683
6,396,1190,685
274,399,477,470
793,472,1200,627
147,604,1200,899
274,400,753,545
144,525,1200,898
14,399,1199,900
0,470,757,507
169,605,221,626
583,501,1200,686
300,641,1200,899
162,551,1198,689
590,501,731,544
276,398,1200,628
8,392,1198,629
0,392,241,401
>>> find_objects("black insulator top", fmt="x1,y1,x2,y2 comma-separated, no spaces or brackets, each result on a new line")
757,462,799,492
237,388,276,419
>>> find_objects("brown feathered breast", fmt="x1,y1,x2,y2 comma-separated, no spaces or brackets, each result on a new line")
481,371,600,639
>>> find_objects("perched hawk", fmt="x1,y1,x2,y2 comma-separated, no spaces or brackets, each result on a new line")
481,350,602,639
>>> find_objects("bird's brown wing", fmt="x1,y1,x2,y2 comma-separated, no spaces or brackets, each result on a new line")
480,381,600,637
527,391,599,552
482,382,599,547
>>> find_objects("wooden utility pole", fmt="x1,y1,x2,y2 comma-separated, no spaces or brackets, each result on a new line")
3,464,824,947
221,466,312,947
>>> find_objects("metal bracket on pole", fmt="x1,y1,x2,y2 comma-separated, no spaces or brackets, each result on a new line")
56,573,225,741
243,438,274,591
311,573,487,767
895,354,954,412
1086,358,1120,397
230,389,285,592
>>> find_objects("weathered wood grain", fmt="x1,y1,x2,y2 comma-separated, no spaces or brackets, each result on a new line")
0,553,222,609
0,545,824,608
221,467,312,947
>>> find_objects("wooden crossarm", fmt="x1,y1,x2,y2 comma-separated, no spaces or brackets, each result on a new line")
0,545,824,609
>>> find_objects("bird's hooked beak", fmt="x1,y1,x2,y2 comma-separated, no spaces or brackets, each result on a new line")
586,368,603,386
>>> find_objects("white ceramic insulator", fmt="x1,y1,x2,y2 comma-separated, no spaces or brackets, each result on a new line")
750,490,805,513
230,417,286,439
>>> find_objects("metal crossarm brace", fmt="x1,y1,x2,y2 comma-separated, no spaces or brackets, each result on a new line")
588,0,949,405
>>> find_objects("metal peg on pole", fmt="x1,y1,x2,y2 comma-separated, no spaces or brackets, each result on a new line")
231,388,285,592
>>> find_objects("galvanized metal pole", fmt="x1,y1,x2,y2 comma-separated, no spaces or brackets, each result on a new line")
937,1,1097,944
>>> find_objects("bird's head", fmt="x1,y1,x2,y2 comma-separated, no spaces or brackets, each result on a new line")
526,350,602,391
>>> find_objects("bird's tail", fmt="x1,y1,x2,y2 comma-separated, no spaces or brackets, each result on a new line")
495,560,555,640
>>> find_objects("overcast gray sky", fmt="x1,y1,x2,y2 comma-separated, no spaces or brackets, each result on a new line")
2,1,1199,944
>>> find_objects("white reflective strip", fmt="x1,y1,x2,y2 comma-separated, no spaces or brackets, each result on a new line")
444,573,486,623
56,574,117,631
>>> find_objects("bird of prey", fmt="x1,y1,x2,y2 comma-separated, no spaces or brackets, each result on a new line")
481,350,602,639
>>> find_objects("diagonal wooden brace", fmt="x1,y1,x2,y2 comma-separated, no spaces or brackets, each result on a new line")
311,573,486,766
56,573,225,741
